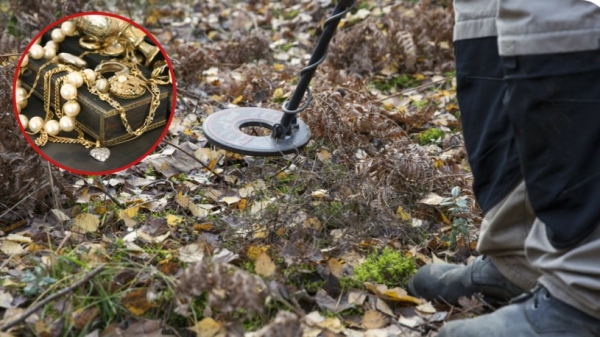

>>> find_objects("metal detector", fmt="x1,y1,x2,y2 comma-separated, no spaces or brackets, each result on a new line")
202,0,356,156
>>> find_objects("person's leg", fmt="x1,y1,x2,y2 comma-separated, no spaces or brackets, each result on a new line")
439,0,600,334
407,0,539,304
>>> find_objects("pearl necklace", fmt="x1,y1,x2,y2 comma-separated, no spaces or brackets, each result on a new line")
17,21,92,141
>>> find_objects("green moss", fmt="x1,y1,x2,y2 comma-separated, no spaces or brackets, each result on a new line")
354,247,416,288
372,75,421,92
339,276,364,292
417,128,445,145
283,9,299,20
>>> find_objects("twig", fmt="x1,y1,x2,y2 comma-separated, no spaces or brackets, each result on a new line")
374,77,449,103
0,265,106,332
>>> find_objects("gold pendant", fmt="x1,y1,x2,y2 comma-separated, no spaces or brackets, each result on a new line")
108,74,146,99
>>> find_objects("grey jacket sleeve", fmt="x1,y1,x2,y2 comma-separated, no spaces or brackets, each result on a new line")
454,0,600,56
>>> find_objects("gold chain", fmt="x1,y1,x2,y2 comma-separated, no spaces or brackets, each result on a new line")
86,60,161,138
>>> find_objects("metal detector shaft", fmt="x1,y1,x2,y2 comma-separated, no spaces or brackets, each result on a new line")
271,0,356,139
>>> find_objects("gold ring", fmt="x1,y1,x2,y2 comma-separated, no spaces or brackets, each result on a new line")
79,35,103,50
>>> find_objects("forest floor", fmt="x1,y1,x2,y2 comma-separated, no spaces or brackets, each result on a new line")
0,1,493,336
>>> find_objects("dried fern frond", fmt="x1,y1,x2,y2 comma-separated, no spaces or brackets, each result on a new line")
174,260,269,317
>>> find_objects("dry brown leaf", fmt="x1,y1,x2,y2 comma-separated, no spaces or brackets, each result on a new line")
122,289,154,316
327,258,345,278
70,307,100,330
255,252,276,277
362,310,387,329
175,191,190,208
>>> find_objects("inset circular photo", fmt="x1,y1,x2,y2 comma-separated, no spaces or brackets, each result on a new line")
14,12,175,174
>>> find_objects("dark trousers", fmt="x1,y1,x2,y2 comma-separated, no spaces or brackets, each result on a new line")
456,37,600,248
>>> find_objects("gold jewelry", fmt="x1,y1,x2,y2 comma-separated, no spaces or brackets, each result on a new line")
17,16,170,163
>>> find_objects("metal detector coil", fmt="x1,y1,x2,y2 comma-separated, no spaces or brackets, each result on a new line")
202,0,356,156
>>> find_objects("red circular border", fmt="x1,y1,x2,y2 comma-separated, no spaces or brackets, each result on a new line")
12,11,177,176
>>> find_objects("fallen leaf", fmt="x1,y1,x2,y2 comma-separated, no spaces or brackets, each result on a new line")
416,301,436,314
0,290,14,309
179,243,206,263
122,289,153,316
166,214,184,226
6,234,31,243
0,240,25,255
348,291,367,306
73,214,99,232
327,258,344,278
219,195,240,205
247,245,269,261
175,191,190,208
315,289,353,313
317,149,332,162
362,310,387,329
189,317,224,337
375,298,395,317
255,252,276,277
70,307,100,330
311,189,329,198
418,193,444,205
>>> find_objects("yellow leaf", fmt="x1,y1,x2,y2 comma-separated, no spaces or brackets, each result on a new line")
166,214,184,227
394,205,411,222
303,217,322,231
251,223,268,238
122,289,153,316
273,88,284,99
232,95,243,104
364,282,425,305
207,158,218,171
238,198,248,211
189,317,224,337
247,245,269,261
439,211,452,226
273,63,285,71
193,223,213,231
414,73,426,81
120,206,140,222
316,149,332,162
73,214,99,232
381,288,424,305
255,252,276,277
327,258,345,278
362,310,387,329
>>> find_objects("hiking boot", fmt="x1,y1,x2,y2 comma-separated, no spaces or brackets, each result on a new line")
438,285,600,336
407,255,524,306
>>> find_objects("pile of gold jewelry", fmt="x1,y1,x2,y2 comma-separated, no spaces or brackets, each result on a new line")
15,15,170,162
